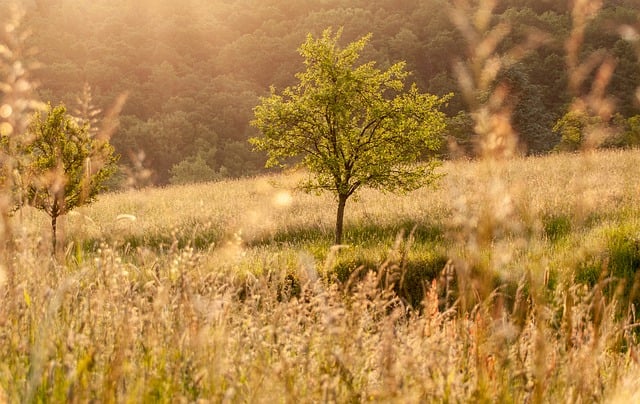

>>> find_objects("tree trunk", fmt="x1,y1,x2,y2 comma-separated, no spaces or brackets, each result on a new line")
51,199,59,254
335,194,348,245
51,214,57,253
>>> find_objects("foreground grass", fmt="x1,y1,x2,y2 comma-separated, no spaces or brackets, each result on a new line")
2,149,640,401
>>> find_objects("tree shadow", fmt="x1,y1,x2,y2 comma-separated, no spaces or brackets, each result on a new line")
246,219,445,249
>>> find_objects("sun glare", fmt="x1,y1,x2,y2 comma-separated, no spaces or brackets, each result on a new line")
272,190,293,208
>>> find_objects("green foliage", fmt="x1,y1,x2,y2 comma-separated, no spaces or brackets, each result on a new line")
554,113,640,151
499,64,557,153
169,155,220,185
599,225,640,312
21,103,118,249
445,111,475,157
606,227,640,284
622,115,640,147
608,114,640,148
251,28,449,243
552,110,604,152
572,223,640,315
117,112,218,184
16,0,640,180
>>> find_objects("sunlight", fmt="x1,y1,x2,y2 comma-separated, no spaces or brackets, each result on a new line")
272,190,293,208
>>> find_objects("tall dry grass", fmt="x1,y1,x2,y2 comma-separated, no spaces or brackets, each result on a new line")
1,149,639,402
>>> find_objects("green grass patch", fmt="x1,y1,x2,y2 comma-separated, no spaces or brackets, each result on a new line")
543,213,572,243
328,240,448,308
573,222,640,312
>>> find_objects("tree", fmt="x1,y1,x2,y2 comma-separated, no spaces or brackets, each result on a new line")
251,28,449,245
552,109,604,151
620,115,640,147
21,104,118,251
169,155,220,185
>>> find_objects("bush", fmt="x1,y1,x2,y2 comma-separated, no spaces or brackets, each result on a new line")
169,155,221,185
552,109,603,152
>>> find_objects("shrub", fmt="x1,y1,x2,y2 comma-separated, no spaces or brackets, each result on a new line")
169,155,221,185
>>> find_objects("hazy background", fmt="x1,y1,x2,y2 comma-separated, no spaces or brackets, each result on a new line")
9,0,640,184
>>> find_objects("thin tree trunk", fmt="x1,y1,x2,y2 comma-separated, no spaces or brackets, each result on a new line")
335,194,348,245
52,213,57,253
51,199,59,254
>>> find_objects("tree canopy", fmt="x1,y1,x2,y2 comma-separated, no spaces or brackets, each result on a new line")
251,29,448,244
19,104,118,250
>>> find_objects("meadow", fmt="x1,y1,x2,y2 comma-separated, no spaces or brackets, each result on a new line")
1,148,640,402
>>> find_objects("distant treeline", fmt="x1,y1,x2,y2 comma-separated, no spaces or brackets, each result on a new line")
17,0,640,184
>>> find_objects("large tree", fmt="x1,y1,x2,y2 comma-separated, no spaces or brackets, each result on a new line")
251,28,449,244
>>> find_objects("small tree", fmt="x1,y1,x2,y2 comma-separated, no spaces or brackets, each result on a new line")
21,103,118,251
553,109,604,151
251,28,449,244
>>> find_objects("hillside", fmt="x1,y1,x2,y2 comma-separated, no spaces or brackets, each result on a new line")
11,0,640,183
3,149,640,400
17,148,640,286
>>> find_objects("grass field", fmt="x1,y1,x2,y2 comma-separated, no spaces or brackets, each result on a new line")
2,149,640,402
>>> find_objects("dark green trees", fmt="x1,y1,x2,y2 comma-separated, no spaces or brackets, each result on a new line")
251,29,449,245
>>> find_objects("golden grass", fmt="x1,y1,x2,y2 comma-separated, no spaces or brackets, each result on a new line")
14,148,632,253
2,149,640,401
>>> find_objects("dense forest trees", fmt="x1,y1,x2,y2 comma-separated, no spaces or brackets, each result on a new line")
9,0,640,185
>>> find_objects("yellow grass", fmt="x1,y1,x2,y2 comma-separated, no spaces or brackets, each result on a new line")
12,148,633,252
3,148,640,402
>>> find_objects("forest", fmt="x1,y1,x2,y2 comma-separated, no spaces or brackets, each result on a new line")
11,0,640,185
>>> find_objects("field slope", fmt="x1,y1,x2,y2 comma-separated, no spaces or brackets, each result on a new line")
2,149,640,402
